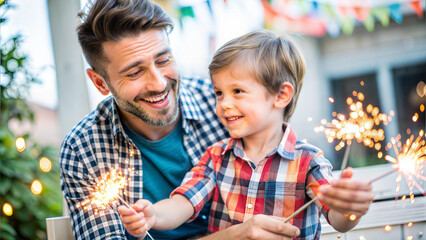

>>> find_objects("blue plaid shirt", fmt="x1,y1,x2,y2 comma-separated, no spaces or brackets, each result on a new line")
60,78,229,240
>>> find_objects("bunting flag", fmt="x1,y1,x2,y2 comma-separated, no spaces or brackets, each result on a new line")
261,0,424,37
372,7,390,27
389,4,403,23
171,0,424,38
410,0,424,18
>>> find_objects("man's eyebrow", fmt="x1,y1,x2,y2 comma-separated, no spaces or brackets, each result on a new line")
118,48,172,75
155,48,172,58
119,61,144,75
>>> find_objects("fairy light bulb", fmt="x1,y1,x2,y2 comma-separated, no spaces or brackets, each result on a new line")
31,179,43,195
3,203,13,216
39,157,52,172
16,137,26,152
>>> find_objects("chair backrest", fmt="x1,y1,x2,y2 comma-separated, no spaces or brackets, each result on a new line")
46,216,74,240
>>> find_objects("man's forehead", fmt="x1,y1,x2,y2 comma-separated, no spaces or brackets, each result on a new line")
102,29,170,63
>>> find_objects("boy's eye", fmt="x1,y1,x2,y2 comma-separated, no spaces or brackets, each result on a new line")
234,89,243,94
214,91,223,97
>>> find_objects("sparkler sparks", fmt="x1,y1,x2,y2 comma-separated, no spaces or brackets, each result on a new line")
76,169,154,240
315,93,392,152
384,130,426,203
77,169,128,212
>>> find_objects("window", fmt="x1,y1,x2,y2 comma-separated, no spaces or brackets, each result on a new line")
330,73,387,169
392,62,426,138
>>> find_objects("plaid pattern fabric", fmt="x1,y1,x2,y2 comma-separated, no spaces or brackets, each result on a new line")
172,124,334,240
60,78,228,240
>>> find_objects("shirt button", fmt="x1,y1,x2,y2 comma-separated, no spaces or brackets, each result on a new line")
247,203,253,209
201,215,207,220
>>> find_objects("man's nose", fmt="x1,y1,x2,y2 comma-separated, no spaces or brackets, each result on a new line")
145,67,167,92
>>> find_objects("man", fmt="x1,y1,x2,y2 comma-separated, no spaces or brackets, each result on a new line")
60,0,301,239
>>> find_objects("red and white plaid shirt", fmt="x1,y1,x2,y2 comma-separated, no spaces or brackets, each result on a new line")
172,124,334,239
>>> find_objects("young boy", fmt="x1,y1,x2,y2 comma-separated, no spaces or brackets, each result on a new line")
119,30,373,239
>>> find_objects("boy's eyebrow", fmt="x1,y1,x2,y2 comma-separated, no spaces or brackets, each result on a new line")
118,48,172,74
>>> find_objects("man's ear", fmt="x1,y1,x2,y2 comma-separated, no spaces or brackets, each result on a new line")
87,69,110,96
274,82,294,109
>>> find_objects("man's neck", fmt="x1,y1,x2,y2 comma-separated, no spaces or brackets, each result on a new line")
117,107,180,141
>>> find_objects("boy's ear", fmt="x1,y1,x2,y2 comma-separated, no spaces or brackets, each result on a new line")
87,69,110,96
274,82,294,109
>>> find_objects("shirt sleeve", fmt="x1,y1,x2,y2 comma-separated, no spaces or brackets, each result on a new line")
305,151,334,221
60,140,127,240
171,146,217,221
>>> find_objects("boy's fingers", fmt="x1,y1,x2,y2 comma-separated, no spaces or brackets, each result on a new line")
341,167,353,179
320,196,371,216
118,205,137,216
120,212,145,224
328,179,372,191
250,215,300,237
133,199,152,211
123,218,146,231
320,186,374,202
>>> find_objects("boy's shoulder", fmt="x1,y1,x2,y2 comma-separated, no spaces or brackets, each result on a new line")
295,140,324,155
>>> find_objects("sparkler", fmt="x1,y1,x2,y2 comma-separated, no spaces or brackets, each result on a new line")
286,92,393,223
76,169,154,240
383,130,426,203
315,92,392,170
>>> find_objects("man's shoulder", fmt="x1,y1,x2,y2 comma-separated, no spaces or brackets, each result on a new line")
62,97,114,146
181,77,213,93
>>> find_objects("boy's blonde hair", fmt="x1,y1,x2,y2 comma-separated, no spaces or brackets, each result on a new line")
209,30,306,122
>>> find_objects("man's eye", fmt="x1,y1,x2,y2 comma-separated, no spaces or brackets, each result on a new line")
127,70,142,78
157,58,170,65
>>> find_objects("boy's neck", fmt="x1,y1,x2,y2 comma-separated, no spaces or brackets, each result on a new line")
242,123,285,166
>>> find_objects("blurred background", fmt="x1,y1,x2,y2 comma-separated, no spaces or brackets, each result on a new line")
1,0,425,239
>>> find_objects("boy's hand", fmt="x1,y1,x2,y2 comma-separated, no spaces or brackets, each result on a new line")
319,167,374,218
118,199,156,238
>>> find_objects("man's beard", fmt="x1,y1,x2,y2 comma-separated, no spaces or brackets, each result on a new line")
111,77,180,127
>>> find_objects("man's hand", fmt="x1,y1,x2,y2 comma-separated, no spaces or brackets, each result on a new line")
319,167,374,232
199,214,300,240
118,199,156,238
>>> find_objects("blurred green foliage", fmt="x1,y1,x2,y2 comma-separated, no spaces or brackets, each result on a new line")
1,1,62,239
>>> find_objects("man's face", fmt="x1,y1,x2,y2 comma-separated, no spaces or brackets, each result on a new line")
101,29,180,127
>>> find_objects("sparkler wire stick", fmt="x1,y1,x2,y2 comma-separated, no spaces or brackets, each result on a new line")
367,168,397,184
340,143,352,173
116,195,155,240
283,167,397,223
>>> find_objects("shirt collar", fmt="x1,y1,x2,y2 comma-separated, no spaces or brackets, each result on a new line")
222,123,297,161
179,84,205,134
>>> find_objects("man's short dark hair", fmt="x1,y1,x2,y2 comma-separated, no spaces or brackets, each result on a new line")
77,0,174,78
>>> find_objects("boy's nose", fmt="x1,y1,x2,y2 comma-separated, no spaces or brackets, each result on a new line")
220,96,233,110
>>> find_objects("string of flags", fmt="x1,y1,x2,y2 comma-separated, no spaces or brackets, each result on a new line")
174,0,424,37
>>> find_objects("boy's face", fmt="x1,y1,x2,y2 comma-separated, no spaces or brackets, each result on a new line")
212,64,284,140
89,28,180,127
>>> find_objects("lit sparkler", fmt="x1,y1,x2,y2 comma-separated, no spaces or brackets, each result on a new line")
315,92,392,170
315,93,391,153
384,130,426,203
286,92,393,223
76,169,154,240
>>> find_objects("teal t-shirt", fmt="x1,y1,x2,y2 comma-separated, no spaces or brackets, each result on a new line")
122,121,210,240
